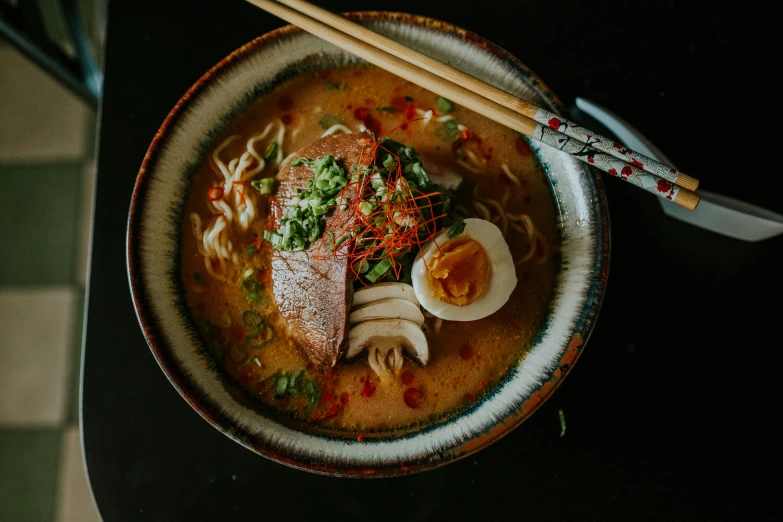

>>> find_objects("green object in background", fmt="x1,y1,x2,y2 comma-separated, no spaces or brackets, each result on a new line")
0,163,81,285
0,429,62,522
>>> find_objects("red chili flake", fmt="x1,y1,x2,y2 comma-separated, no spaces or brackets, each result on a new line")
463,393,476,403
478,380,487,389
256,269,270,282
547,117,561,129
320,391,334,404
281,113,294,125
404,388,423,409
401,370,415,386
458,344,474,360
390,96,409,112
339,392,351,404
460,130,473,141
515,137,532,156
357,435,365,442
353,107,370,121
361,376,376,397
328,402,342,416
364,114,382,136
208,186,224,201
277,96,293,111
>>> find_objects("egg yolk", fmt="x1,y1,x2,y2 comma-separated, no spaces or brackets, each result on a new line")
426,236,491,306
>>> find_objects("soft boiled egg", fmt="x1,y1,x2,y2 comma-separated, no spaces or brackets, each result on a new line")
412,218,517,321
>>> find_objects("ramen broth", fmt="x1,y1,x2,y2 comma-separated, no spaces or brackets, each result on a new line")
180,65,559,434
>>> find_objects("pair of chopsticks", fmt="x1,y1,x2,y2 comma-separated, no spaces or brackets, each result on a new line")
246,0,700,210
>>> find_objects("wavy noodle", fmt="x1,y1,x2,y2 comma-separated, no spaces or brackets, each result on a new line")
321,123,353,137
194,122,282,279
467,183,548,265
501,163,522,187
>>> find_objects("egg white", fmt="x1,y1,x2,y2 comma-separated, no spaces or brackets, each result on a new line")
412,218,517,321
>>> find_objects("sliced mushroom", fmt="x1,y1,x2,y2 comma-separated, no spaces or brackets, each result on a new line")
347,319,429,380
349,298,425,326
352,282,420,308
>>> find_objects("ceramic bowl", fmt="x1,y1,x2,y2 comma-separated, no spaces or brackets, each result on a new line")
127,12,610,477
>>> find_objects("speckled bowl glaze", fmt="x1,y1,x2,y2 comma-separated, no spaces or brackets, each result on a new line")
127,12,610,477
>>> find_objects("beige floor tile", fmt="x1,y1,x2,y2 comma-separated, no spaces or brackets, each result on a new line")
75,159,97,286
57,426,102,522
0,286,77,426
0,47,90,163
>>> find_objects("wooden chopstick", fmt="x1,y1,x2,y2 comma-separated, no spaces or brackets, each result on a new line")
246,0,700,210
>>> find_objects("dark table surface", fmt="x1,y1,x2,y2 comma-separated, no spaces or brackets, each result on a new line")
84,1,783,520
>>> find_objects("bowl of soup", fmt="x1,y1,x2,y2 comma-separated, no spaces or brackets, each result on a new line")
127,12,610,477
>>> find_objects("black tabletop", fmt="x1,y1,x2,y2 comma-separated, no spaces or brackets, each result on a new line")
84,1,783,520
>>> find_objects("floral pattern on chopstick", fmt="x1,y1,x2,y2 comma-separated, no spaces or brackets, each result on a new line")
533,108,682,185
534,124,679,201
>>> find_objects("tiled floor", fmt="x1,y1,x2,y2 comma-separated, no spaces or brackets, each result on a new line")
0,43,102,522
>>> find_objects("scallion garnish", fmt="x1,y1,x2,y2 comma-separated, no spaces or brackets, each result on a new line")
265,154,348,251
448,215,466,239
264,141,278,161
437,96,454,113
404,95,414,102
365,258,393,283
376,106,395,114
251,177,275,195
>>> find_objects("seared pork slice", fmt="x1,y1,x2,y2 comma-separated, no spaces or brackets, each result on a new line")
270,131,374,370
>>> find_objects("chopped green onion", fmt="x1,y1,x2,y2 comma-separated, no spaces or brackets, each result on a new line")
444,119,458,130
365,258,393,283
246,245,256,255
251,178,275,195
326,81,345,90
359,201,374,215
448,215,466,239
376,106,395,113
275,375,289,396
250,357,262,367
242,310,263,327
437,96,454,113
263,141,278,161
288,369,302,392
404,95,414,102
242,278,261,302
246,326,273,348
303,379,321,404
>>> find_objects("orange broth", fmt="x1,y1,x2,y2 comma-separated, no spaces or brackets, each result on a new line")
180,65,559,435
